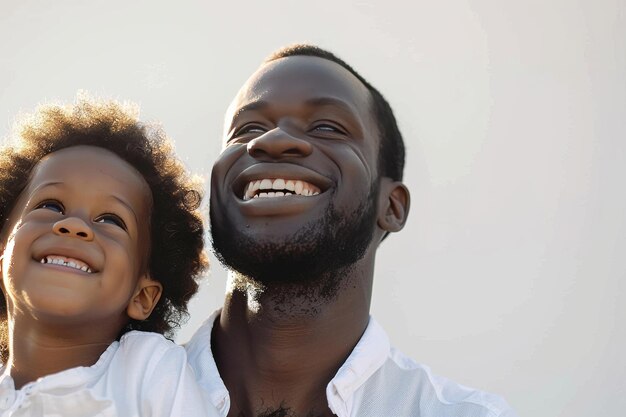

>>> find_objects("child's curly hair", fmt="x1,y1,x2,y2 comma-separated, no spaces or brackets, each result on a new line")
0,95,207,362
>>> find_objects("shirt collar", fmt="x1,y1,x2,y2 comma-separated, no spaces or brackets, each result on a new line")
194,311,390,417
0,341,119,410
186,309,230,415
0,369,16,410
326,317,390,417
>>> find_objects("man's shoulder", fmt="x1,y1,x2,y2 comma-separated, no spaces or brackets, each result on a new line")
118,331,182,358
182,310,229,409
352,346,517,417
184,310,219,363
109,331,189,380
182,313,518,417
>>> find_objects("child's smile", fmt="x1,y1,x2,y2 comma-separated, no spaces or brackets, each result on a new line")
1,145,153,329
40,255,94,274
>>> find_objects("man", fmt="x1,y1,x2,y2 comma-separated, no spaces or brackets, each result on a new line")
186,44,517,417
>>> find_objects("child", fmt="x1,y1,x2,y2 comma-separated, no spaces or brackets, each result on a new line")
0,96,218,416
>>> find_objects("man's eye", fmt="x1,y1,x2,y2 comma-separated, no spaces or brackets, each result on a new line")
311,123,346,134
235,124,267,136
95,214,127,230
35,200,64,214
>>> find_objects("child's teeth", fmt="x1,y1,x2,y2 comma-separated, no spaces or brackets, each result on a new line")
40,255,93,273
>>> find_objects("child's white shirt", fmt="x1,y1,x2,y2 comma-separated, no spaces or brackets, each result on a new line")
0,331,218,417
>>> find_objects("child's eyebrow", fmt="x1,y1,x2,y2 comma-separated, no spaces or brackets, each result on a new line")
110,195,139,225
24,181,64,202
29,181,63,194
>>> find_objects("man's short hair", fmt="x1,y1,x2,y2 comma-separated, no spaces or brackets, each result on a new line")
265,44,406,182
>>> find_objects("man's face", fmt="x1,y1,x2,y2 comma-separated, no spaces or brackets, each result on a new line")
210,56,382,285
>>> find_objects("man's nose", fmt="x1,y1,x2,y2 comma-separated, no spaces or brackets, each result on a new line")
247,128,313,160
52,217,95,241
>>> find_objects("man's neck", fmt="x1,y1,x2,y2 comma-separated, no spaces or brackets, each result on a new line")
213,260,374,417
6,314,119,389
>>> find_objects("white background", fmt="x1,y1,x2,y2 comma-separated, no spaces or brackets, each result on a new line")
1,1,624,416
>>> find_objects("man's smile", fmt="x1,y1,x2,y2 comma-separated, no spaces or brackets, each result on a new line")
243,178,321,200
232,163,333,203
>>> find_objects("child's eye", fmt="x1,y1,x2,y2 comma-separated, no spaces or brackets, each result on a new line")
35,200,64,214
94,214,127,231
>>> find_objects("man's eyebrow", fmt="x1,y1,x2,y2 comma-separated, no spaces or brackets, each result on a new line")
233,101,269,118
233,97,359,118
303,97,359,115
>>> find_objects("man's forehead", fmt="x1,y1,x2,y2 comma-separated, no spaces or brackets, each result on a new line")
226,56,372,120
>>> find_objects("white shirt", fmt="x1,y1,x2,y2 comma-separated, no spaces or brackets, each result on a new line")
185,310,518,417
0,331,219,417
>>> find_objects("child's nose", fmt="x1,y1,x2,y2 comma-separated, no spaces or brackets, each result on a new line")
52,217,95,241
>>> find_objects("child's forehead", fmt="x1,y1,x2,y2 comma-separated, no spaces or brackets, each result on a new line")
33,146,147,187
27,146,153,210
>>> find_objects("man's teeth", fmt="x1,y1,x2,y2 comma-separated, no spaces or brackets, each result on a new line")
40,255,92,273
243,178,321,201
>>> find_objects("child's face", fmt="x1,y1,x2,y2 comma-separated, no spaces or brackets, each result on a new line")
1,145,153,330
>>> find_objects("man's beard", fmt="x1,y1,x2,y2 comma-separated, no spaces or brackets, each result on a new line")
210,182,379,293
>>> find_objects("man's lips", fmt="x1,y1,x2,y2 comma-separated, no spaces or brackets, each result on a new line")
233,163,333,201
243,178,321,200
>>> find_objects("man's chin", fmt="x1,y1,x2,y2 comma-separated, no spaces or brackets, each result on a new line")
212,227,348,286
210,186,379,291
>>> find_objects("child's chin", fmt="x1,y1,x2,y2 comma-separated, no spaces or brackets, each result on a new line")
23,292,98,322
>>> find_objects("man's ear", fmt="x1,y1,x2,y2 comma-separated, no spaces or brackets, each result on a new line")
377,178,410,234
127,275,163,321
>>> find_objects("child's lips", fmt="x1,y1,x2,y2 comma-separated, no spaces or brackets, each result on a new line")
39,254,94,273
32,240,102,275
